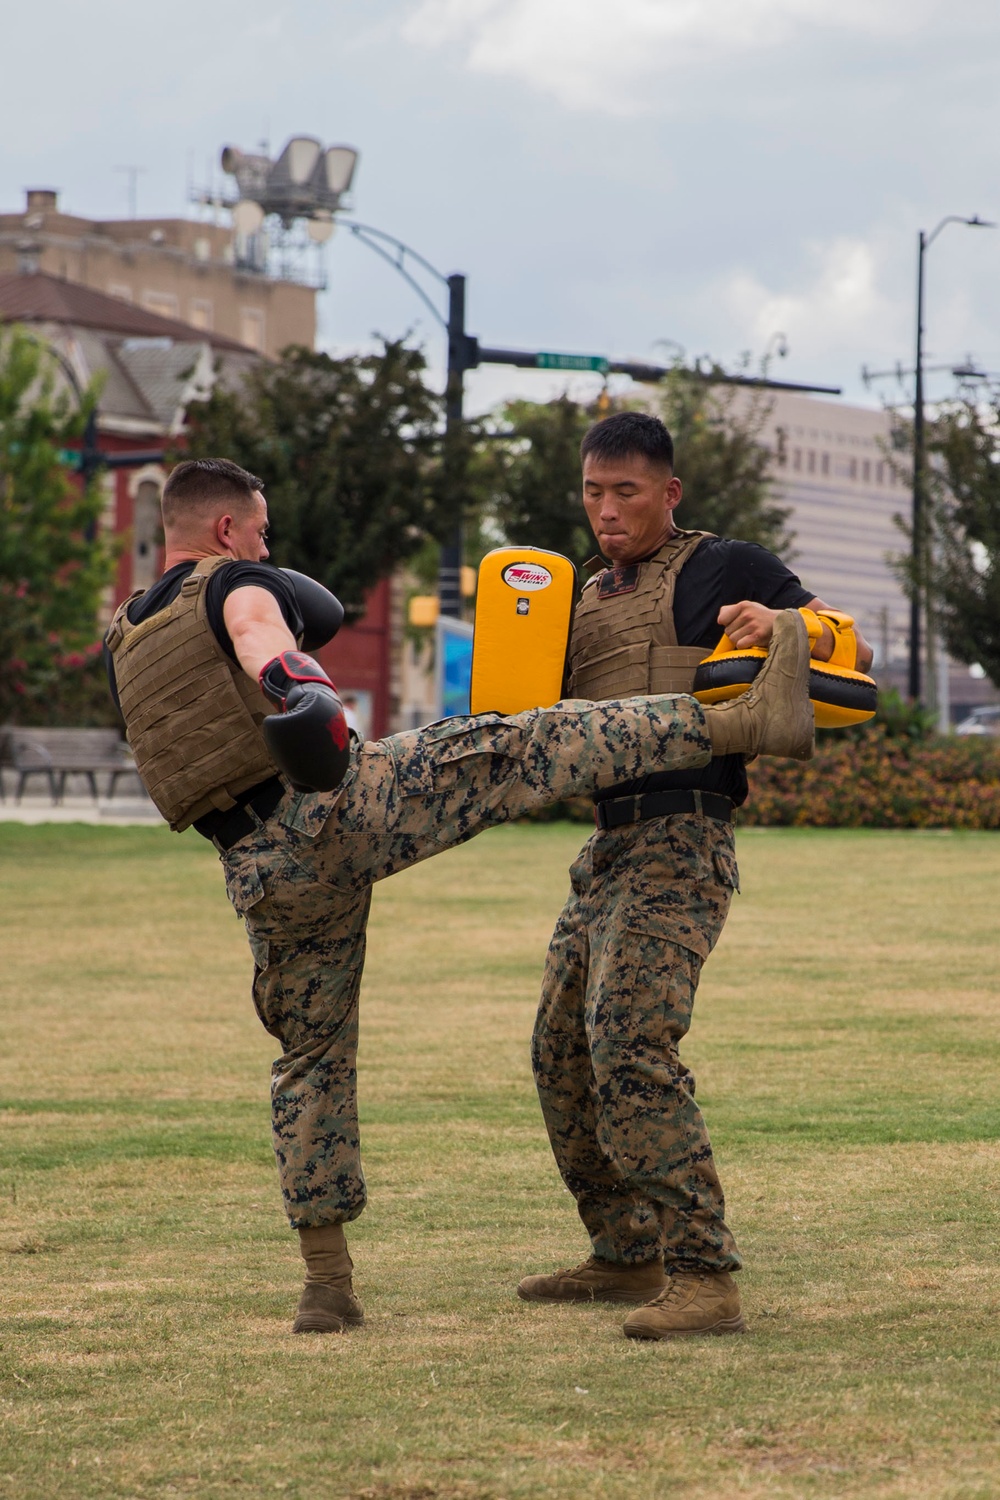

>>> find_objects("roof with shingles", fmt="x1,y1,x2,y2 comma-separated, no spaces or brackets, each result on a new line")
0,271,250,353
117,340,212,427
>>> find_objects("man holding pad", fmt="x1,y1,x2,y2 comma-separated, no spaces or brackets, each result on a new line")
518,412,873,1340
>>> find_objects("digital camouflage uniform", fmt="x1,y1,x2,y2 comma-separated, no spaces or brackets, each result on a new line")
533,533,742,1274
533,814,739,1270
219,696,713,1228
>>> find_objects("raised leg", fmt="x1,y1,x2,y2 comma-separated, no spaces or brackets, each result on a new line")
373,695,713,879
216,694,714,1234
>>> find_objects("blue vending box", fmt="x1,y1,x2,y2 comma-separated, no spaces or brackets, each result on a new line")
436,616,474,719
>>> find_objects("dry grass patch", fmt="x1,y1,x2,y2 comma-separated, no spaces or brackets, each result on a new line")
0,823,998,1499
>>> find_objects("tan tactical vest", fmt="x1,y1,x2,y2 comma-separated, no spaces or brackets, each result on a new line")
567,530,713,701
106,556,280,832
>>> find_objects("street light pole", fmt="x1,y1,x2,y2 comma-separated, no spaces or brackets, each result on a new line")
909,230,927,704
909,214,992,705
339,222,472,617
440,273,468,619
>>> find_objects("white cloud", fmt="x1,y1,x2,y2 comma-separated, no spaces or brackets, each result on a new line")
709,235,906,369
403,0,945,112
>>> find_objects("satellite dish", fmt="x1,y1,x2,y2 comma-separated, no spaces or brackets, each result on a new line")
232,199,265,235
324,146,358,195
307,213,334,244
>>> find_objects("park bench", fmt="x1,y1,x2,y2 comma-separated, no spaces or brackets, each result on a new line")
0,727,141,803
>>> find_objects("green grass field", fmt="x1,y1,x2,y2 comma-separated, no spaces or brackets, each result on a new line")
1,822,998,1500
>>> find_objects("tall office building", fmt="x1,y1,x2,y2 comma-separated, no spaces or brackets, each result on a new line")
757,390,996,719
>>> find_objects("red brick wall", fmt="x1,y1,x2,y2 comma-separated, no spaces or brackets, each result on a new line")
315,578,392,739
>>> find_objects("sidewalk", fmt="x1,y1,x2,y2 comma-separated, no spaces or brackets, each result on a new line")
0,779,162,827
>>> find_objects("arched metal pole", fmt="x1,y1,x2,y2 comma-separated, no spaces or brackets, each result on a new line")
340,221,448,329
338,221,471,618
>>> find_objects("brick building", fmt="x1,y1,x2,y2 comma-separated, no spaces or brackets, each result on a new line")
0,270,258,607
0,190,315,358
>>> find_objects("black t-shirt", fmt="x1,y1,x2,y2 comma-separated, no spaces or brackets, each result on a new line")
592,536,813,806
105,560,304,710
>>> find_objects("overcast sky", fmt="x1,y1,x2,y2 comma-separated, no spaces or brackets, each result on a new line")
4,0,1000,412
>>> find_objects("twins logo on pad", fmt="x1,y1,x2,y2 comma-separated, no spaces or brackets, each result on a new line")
501,562,553,592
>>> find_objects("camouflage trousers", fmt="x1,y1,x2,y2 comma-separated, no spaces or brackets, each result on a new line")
219,696,713,1229
533,812,742,1272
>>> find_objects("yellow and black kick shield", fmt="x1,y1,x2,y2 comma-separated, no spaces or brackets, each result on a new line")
470,548,577,716
692,608,878,729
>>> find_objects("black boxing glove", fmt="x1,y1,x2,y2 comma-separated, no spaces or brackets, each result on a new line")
258,651,351,793
280,569,345,652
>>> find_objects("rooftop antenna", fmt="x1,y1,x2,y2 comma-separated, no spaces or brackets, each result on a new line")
115,164,147,219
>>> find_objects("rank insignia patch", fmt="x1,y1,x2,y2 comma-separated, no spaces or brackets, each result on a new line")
596,563,640,598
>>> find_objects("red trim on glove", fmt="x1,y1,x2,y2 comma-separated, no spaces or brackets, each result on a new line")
276,651,335,686
259,651,337,705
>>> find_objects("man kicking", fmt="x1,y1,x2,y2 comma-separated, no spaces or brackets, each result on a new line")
106,456,814,1334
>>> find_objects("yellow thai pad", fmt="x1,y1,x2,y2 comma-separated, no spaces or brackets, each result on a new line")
691,609,878,729
470,548,577,715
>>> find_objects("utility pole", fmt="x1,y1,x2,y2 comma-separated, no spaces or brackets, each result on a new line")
910,230,926,705
440,273,478,619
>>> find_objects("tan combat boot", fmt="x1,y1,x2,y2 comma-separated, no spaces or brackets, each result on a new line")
622,1269,745,1340
517,1256,666,1305
293,1223,364,1334
702,608,814,761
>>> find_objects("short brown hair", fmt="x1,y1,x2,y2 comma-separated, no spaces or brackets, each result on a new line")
161,458,264,526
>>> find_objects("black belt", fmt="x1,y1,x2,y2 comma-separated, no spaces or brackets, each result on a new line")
595,789,733,830
194,775,287,851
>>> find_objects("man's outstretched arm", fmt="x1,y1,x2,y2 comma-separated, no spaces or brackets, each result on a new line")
717,598,874,672
224,585,350,792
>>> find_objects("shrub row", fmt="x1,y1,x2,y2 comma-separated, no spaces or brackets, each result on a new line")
741,728,1000,828
524,730,1000,830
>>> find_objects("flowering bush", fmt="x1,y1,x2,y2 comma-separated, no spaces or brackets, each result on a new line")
741,728,1000,829
521,727,1000,830
0,321,116,723
3,638,121,728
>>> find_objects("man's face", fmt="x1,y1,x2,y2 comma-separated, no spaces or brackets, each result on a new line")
222,492,270,562
582,453,682,564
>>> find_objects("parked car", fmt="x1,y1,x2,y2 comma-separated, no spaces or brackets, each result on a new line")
955,705,1000,736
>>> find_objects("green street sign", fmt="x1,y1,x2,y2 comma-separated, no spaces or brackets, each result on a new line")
535,352,609,373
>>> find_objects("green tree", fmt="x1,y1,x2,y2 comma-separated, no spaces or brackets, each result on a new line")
473,371,792,577
655,365,793,553
921,398,1000,690
471,395,597,574
0,324,115,724
183,340,448,621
